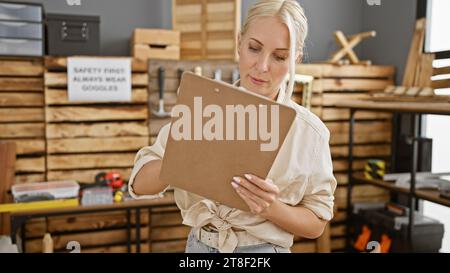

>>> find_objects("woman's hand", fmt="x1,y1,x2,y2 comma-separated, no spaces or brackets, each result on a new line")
231,174,280,215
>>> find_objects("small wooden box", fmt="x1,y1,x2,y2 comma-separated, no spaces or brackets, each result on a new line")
132,29,180,60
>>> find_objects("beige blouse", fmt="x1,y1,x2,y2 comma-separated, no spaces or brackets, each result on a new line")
128,93,337,253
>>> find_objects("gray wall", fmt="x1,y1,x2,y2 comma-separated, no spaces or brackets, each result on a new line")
14,0,417,83
361,0,417,83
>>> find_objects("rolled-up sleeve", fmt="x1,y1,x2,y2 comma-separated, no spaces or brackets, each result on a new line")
128,123,171,200
299,133,337,221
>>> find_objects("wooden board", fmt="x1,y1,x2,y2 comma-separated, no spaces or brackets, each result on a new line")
0,92,44,106
47,168,133,183
15,173,46,184
11,139,45,155
0,77,43,91
45,106,148,122
47,136,149,154
46,122,149,139
296,64,396,79
151,239,186,253
320,108,391,121
151,225,191,241
45,88,148,105
0,108,44,122
0,59,43,76
15,156,45,173
330,144,391,158
47,153,136,170
0,123,45,138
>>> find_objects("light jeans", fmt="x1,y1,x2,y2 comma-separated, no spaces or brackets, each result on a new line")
185,228,290,253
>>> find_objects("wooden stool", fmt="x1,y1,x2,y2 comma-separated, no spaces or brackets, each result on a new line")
328,31,376,65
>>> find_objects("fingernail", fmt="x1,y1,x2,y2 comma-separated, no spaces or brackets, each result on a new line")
244,174,252,180
232,177,240,183
231,181,239,189
266,178,273,184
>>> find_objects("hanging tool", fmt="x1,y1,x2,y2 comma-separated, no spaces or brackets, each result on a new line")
194,66,202,76
231,68,240,84
214,68,222,81
176,68,184,95
152,67,171,118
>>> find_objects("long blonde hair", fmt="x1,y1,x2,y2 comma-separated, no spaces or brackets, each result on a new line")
240,0,308,104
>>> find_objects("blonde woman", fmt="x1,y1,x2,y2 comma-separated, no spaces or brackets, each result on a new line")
129,0,336,253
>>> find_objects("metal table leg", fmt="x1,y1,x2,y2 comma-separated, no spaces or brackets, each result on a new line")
346,109,356,251
135,208,141,253
126,209,131,253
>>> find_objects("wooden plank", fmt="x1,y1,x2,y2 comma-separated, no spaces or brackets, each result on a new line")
330,224,348,237
0,142,15,235
133,45,180,61
332,159,367,172
0,92,44,106
45,106,148,122
312,93,372,106
44,73,148,88
335,185,389,199
433,66,450,76
148,59,237,78
47,153,136,170
46,122,149,139
0,108,44,122
402,18,426,86
0,77,43,91
321,108,391,121
42,211,149,235
151,239,186,253
47,136,149,154
0,59,43,76
291,241,317,253
0,123,45,138
26,227,149,253
432,79,450,90
15,173,45,184
47,168,132,183
151,212,183,227
44,56,148,72
16,156,45,172
296,64,396,78
326,120,392,134
318,79,394,92
12,139,45,155
330,131,392,145
330,144,391,158
45,88,148,105
151,225,191,241
331,238,346,251
133,29,180,45
334,173,349,185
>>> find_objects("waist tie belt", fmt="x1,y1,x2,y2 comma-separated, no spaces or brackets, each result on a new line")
196,226,267,250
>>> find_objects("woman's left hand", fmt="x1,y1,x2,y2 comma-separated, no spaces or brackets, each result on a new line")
231,174,280,215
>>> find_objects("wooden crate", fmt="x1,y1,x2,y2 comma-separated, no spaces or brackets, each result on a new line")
0,58,46,184
44,56,150,183
172,0,241,61
132,29,180,60
295,64,395,249
148,59,238,142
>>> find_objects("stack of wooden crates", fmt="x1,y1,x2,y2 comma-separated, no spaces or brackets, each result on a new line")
295,64,395,251
44,57,150,183
172,0,241,60
0,58,46,184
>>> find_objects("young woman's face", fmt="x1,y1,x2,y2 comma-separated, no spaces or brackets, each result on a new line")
238,16,292,100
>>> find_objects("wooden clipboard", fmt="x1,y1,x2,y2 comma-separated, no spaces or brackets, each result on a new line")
159,72,296,211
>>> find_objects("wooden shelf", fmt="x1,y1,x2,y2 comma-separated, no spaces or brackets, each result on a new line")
352,174,450,208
